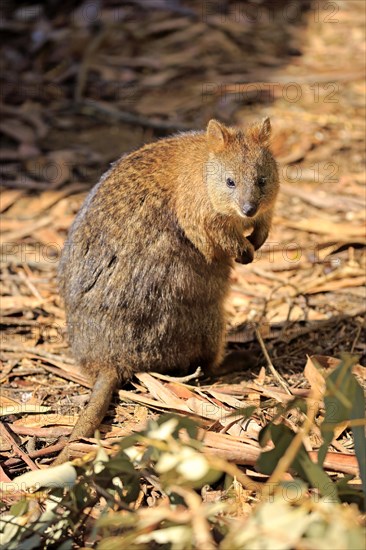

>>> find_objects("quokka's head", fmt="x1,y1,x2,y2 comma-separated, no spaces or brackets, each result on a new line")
204,118,279,220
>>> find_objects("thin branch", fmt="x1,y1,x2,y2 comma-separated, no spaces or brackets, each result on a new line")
255,327,292,396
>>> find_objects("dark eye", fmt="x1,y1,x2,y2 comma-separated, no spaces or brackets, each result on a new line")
258,176,267,186
226,178,236,188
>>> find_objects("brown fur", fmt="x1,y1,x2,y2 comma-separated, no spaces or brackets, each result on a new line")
53,118,279,464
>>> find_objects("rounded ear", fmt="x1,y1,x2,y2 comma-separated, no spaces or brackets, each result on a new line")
207,119,228,152
258,117,271,144
247,117,271,145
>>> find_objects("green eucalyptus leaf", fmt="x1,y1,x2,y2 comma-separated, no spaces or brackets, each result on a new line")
349,374,366,501
258,424,294,472
16,533,44,549
294,448,338,502
258,424,337,500
104,454,137,474
318,355,360,466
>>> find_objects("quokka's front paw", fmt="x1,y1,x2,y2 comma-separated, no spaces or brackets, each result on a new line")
247,231,267,252
235,243,255,264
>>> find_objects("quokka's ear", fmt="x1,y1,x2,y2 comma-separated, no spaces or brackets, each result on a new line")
248,117,271,146
207,119,229,152
259,116,271,143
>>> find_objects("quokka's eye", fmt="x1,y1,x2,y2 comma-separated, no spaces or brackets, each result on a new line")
226,178,236,188
258,176,267,186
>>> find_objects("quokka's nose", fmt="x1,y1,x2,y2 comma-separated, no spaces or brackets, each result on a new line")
242,203,258,217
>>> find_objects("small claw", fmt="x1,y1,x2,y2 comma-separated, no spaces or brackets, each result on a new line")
235,248,254,264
